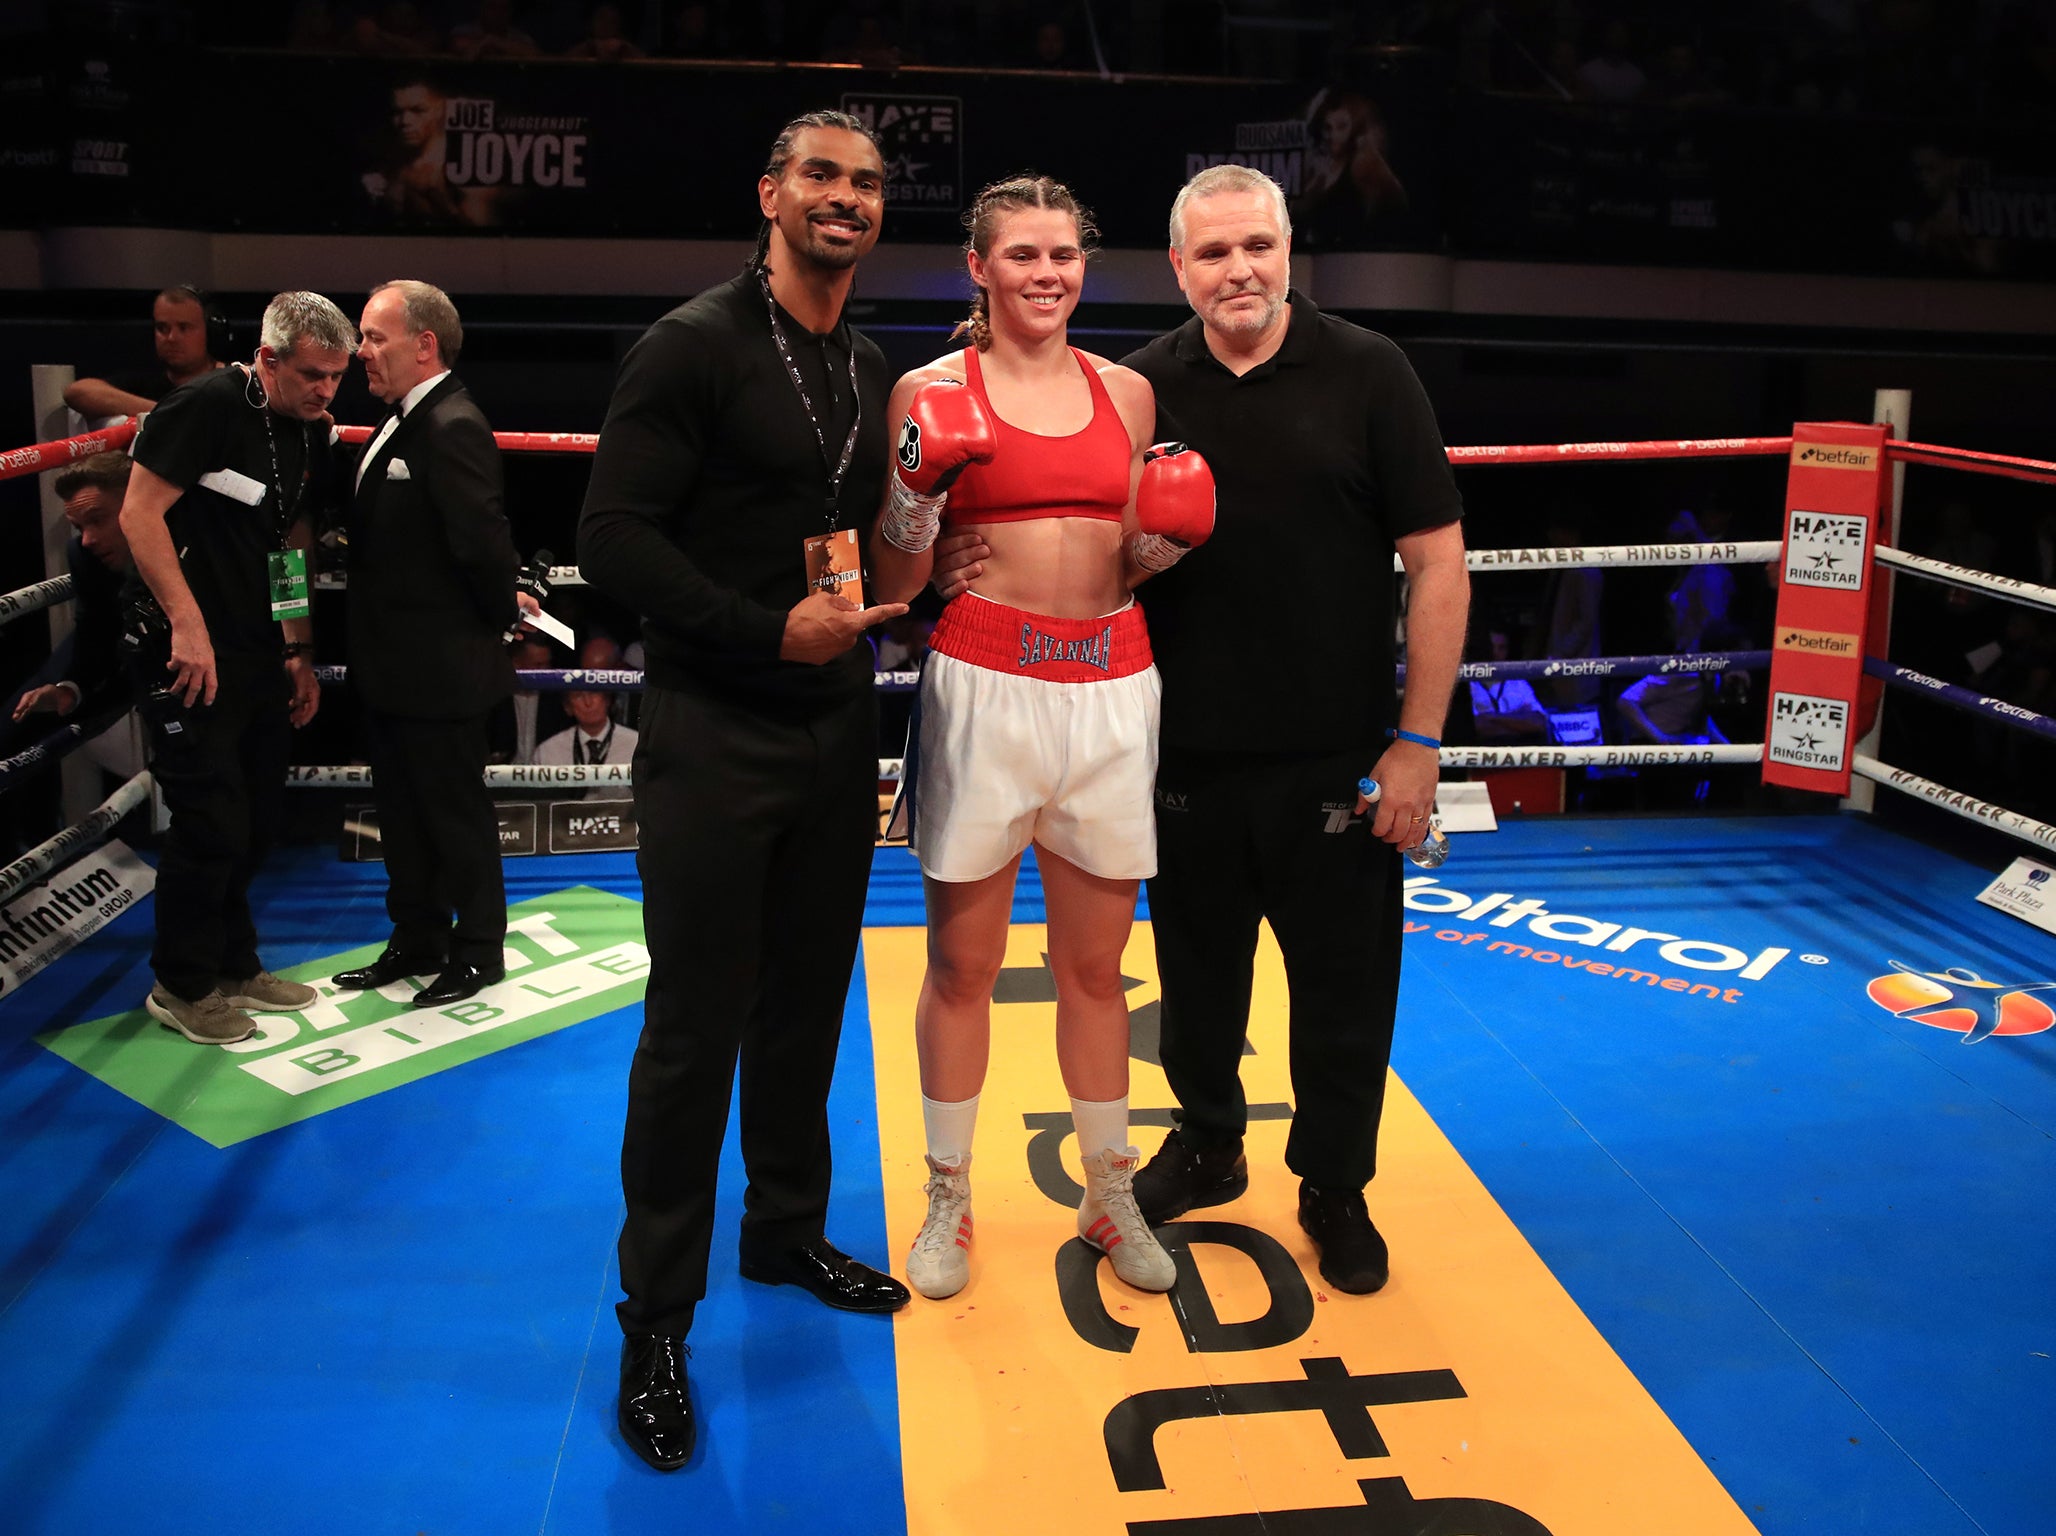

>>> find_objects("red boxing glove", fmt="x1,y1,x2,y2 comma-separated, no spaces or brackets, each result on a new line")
1132,441,1215,572
896,379,996,498
882,379,997,554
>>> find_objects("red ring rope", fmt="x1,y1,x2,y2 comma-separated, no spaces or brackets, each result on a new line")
0,420,140,482
6,422,2051,491
331,425,598,453
1444,437,1793,464
1885,439,2056,488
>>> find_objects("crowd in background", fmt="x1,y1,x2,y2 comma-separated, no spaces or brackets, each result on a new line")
161,0,2056,125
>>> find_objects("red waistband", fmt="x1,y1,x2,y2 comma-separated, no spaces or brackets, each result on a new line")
929,595,1152,682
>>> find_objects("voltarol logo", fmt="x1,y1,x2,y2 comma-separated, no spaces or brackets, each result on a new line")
1865,960,2056,1044
1403,874,1791,990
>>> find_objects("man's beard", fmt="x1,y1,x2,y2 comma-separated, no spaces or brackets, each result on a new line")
1206,284,1284,334
791,211,870,271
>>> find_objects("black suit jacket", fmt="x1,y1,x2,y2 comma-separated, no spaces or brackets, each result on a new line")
346,373,519,719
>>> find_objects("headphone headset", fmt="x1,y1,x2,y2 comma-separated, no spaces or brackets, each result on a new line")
164,283,233,362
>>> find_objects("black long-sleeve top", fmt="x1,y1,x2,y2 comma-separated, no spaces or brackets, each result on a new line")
578,272,891,709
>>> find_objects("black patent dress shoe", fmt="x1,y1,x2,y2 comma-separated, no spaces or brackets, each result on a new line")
1297,1182,1390,1295
619,1334,695,1471
738,1236,911,1313
411,962,505,1008
331,948,443,990
1133,1126,1250,1225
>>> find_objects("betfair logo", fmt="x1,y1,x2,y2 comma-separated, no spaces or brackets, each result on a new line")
1792,443,1880,471
1775,627,1859,656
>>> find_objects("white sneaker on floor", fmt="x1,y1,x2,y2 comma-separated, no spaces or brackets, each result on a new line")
144,985,256,1045
1078,1147,1177,1292
906,1153,974,1300
217,970,317,1011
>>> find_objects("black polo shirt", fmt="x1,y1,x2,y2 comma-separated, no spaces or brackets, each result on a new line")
1122,290,1463,755
129,367,337,660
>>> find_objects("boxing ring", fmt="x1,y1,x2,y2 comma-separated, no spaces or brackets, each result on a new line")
1,407,2052,1536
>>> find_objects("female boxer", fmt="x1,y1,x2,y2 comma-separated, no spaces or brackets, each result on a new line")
870,175,1214,1301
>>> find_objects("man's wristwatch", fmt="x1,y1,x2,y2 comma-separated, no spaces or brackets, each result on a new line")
282,642,314,660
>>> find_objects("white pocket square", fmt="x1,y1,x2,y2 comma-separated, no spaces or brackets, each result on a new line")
385,458,411,480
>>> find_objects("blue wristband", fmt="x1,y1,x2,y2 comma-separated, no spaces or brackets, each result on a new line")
1386,727,1441,751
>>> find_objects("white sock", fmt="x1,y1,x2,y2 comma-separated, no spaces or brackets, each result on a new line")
922,1092,979,1167
1070,1095,1130,1160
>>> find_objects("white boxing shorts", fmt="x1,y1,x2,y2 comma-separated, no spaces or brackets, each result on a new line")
902,593,1160,884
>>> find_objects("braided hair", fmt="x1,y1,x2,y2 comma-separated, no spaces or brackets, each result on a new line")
747,109,883,274
951,175,1100,351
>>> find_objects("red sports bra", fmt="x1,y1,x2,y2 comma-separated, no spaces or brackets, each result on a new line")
943,346,1131,525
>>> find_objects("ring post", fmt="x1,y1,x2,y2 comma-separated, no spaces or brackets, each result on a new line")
30,363,103,827
1761,422,1891,798
30,366,76,651
1842,390,1911,814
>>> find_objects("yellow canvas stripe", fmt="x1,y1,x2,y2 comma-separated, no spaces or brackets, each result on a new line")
865,920,1761,1535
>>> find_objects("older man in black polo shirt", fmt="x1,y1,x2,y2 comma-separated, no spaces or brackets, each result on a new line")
1125,165,1470,1294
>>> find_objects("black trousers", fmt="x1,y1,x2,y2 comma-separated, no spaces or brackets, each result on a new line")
147,657,290,1002
1148,746,1404,1190
617,683,879,1340
366,709,505,967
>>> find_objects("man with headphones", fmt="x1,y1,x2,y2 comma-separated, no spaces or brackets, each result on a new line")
65,285,230,421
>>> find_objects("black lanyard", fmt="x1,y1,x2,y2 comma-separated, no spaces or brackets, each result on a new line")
259,406,310,549
581,721,616,765
757,268,861,533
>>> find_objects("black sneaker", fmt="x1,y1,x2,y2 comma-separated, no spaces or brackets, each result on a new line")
1297,1182,1389,1294
1132,1127,1249,1225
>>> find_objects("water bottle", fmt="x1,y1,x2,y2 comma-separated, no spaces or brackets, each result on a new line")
1358,777,1450,869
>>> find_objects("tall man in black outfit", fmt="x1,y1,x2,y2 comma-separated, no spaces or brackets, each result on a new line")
1125,166,1471,1295
119,292,355,1046
330,280,521,1009
578,111,911,1473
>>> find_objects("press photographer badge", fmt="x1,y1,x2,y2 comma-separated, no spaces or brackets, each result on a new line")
803,527,865,606
267,548,311,621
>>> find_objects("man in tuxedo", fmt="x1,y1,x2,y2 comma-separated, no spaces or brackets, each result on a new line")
332,279,521,1008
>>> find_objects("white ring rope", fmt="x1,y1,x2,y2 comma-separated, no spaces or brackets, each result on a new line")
0,770,152,906
312,564,588,594
1450,541,1780,573
286,763,640,789
314,548,1781,593
0,575,76,627
1437,744,1763,769
1853,755,2056,856
1872,547,2056,616
282,743,1765,792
